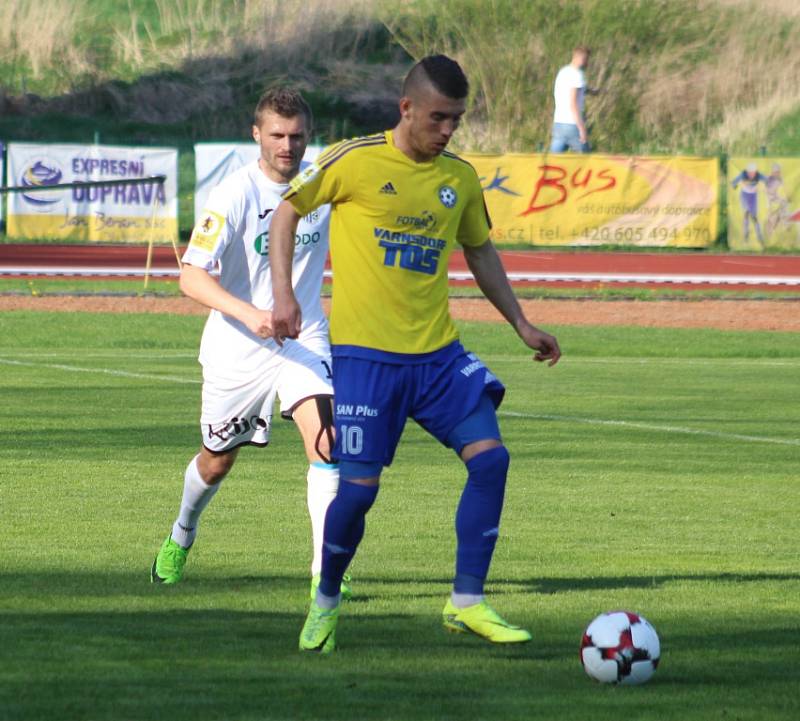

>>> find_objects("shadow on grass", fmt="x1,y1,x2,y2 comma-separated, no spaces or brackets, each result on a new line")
518,572,800,595
1,603,798,721
0,606,562,721
369,572,800,598
2,569,799,720
3,570,798,600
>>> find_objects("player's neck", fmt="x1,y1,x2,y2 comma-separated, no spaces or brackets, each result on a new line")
258,157,294,185
392,125,435,164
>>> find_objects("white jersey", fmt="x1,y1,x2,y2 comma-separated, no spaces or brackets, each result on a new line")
553,64,586,125
183,160,330,372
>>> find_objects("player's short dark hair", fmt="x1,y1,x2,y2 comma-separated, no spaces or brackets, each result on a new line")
402,54,469,100
253,86,313,129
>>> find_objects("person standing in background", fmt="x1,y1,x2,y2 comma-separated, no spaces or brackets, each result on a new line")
550,46,597,153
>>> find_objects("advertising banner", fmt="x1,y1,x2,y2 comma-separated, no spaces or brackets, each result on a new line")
6,143,178,243
194,142,322,223
727,157,800,251
1,141,4,228
462,153,719,247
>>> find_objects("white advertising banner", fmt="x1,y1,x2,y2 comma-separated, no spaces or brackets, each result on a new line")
194,142,322,223
1,141,5,227
6,142,178,242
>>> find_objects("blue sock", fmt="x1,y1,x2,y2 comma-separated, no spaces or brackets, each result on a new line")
319,480,379,597
454,446,510,595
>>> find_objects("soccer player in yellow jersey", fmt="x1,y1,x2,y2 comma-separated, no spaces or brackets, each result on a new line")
270,55,561,653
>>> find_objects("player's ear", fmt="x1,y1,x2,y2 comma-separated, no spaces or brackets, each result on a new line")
252,125,260,143
399,96,412,119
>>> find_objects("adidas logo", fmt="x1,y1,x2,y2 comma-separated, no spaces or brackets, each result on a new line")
379,181,397,195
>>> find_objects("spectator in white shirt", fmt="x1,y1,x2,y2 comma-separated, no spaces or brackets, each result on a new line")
550,46,597,153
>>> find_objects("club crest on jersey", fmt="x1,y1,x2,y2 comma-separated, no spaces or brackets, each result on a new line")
254,231,269,256
438,185,457,208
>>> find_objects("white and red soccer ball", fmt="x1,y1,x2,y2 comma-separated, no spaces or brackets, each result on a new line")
580,611,661,685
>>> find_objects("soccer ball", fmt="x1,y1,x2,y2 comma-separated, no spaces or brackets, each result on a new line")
580,611,660,685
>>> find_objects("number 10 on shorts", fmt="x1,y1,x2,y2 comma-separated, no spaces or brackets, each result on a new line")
340,424,364,455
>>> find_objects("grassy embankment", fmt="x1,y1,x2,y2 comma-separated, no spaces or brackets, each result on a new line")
1,0,799,246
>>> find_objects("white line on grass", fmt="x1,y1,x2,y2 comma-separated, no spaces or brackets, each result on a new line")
0,358,201,385
3,350,797,367
481,356,800,367
3,357,796,447
0,351,197,359
499,410,800,447
569,357,800,367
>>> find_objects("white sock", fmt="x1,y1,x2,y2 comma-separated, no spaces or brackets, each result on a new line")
171,455,221,549
306,462,339,576
315,588,341,610
451,591,484,609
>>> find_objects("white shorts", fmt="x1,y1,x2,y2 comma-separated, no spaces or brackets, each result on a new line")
200,334,333,452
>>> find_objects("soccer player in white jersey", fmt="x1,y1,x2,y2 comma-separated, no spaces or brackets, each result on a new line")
151,87,348,598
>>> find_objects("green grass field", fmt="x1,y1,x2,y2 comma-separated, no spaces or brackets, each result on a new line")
1,311,798,721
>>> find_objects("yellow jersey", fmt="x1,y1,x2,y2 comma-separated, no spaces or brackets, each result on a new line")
283,130,491,355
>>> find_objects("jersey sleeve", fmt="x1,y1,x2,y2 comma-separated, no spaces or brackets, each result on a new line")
282,141,356,215
182,182,243,270
457,171,492,248
568,66,586,89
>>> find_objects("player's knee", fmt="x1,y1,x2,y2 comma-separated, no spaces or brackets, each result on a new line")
312,430,334,463
337,478,380,513
460,437,503,463
198,450,236,484
465,445,510,487
302,395,335,464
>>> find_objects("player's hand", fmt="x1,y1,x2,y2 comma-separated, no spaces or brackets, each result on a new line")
270,293,302,347
243,307,274,340
519,323,561,367
579,128,588,144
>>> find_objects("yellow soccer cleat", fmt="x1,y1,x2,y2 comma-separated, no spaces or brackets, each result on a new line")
299,600,339,654
442,599,532,644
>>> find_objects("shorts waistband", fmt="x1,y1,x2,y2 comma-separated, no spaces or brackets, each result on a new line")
332,341,462,365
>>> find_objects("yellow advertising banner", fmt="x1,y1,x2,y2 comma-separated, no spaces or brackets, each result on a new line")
727,157,800,251
462,153,719,247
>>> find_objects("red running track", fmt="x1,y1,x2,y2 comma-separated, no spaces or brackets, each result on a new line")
1,243,799,291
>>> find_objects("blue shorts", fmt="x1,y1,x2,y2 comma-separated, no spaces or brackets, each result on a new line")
331,340,505,466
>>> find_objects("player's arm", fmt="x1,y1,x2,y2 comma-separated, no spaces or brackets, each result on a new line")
270,142,356,343
179,264,272,338
570,86,587,143
463,240,561,366
268,199,303,344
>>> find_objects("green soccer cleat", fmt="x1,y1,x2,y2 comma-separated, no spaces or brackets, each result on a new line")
442,599,532,644
150,536,190,584
309,573,353,601
299,600,339,654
